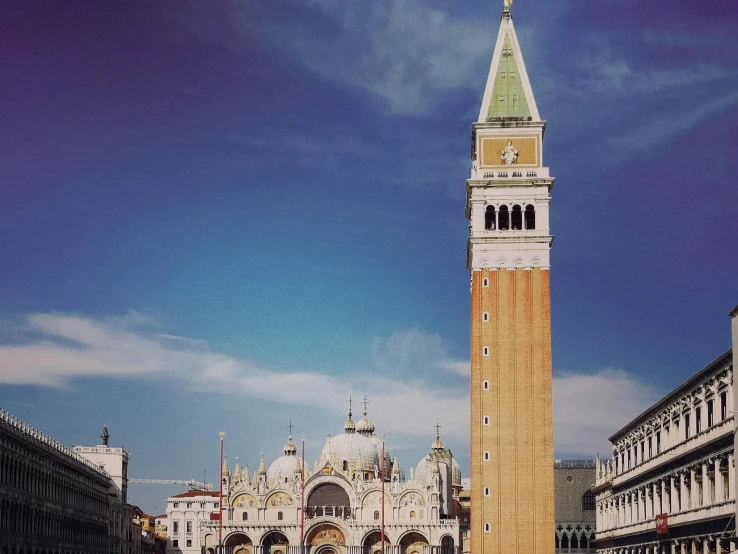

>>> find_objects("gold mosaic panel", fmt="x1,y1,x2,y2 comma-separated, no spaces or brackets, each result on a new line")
480,136,539,168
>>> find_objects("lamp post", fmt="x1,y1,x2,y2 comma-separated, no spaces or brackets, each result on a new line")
219,431,224,551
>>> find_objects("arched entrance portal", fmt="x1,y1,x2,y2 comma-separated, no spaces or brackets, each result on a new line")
362,530,390,554
261,531,289,554
307,523,346,554
441,535,455,554
399,532,429,554
225,533,253,554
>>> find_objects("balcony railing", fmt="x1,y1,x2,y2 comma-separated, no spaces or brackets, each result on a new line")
305,506,351,520
611,417,733,487
596,500,734,539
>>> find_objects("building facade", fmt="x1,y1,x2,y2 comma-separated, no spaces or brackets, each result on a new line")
554,461,596,554
465,2,555,554
0,410,113,554
594,349,735,554
0,409,143,554
167,408,461,554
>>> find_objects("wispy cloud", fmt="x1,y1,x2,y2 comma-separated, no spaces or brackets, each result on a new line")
610,90,738,152
0,314,468,440
0,312,660,457
204,0,493,116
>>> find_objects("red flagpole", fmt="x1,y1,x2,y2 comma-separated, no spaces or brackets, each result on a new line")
219,431,224,549
301,433,306,549
381,433,385,554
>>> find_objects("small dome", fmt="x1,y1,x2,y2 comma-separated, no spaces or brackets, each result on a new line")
432,437,445,450
356,397,376,436
356,415,375,435
283,436,297,456
344,417,356,433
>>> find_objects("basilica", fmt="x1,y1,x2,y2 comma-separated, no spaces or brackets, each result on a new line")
166,404,461,554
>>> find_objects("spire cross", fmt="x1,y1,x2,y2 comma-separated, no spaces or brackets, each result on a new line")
287,419,294,439
434,421,442,439
347,394,353,418
361,395,369,416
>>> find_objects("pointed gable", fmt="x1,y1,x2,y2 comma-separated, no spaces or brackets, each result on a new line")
477,10,540,123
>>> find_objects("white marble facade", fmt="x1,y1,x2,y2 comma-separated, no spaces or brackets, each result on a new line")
168,408,461,554
594,349,735,554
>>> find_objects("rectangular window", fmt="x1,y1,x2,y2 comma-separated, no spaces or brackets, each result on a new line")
656,431,661,454
627,450,631,469
648,437,652,458
685,414,691,439
187,540,192,547
173,540,178,547
498,95,505,103
721,392,727,420
186,521,192,533
641,442,645,462
707,400,714,427
696,407,702,433
173,522,179,534
633,446,637,466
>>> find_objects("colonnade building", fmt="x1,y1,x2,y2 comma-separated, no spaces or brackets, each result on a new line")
593,348,735,554
0,409,139,554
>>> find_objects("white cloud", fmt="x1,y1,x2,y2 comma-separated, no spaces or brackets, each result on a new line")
0,314,469,441
553,369,661,457
0,313,661,458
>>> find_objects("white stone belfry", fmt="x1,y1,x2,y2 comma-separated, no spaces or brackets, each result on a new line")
467,4,554,272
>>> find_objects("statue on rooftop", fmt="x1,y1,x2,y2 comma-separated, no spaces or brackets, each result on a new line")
100,425,109,446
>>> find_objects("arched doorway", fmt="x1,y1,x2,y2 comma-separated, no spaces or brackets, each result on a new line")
307,523,346,554
399,532,429,554
261,530,289,554
225,532,253,554
362,530,390,554
307,483,351,519
441,535,455,554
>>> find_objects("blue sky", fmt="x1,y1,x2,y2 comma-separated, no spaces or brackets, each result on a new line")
0,0,736,514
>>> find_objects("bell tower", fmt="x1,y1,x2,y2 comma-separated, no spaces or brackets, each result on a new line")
466,2,555,554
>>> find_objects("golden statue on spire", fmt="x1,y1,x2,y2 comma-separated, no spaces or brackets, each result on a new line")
503,0,513,9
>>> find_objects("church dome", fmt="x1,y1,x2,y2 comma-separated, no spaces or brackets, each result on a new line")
267,454,302,483
415,455,434,484
322,432,380,473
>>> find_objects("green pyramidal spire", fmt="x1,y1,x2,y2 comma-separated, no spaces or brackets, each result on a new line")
478,8,540,123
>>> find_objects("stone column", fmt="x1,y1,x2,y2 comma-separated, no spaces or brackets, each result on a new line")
703,539,710,554
471,202,485,233
715,457,724,503
670,475,677,513
681,542,688,554
728,454,735,501
690,466,698,508
661,479,667,515
680,471,689,512
716,537,723,554
646,487,652,519
702,462,710,506
690,539,697,554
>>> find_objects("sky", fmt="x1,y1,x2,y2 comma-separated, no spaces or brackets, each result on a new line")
0,0,736,514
